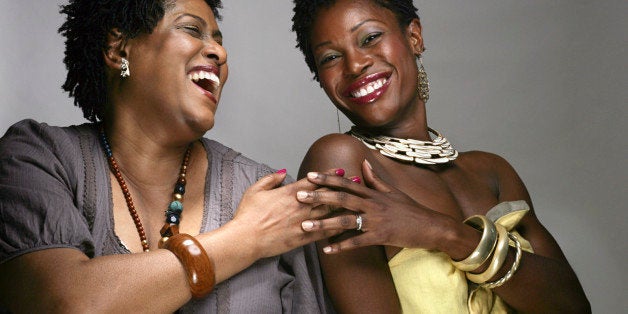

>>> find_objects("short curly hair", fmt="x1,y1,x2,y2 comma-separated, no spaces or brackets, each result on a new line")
58,0,223,122
292,0,419,81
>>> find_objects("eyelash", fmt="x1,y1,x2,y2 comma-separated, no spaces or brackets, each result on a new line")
318,32,383,66
320,54,339,65
181,25,202,36
361,32,382,46
178,25,223,46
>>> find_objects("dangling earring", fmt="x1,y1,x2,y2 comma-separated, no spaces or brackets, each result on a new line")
120,58,130,78
417,55,429,103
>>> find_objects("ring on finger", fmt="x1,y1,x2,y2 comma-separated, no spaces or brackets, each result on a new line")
355,213,363,231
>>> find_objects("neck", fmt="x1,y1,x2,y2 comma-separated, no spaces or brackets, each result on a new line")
356,99,431,140
100,122,198,191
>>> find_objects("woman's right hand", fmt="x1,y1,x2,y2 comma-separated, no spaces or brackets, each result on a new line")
231,168,348,259
296,160,458,254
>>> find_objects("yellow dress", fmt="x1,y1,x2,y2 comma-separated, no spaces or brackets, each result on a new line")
388,201,534,314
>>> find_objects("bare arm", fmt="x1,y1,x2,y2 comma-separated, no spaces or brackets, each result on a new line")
473,154,590,312
298,134,401,314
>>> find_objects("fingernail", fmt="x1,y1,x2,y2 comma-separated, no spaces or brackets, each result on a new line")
296,191,309,200
276,168,287,174
335,168,345,176
307,172,318,180
350,176,362,184
301,221,314,231
364,159,373,170
323,246,333,253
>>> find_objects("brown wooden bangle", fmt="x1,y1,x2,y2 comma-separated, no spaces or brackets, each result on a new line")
162,233,215,299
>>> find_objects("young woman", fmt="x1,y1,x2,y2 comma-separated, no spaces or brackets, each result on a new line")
292,0,590,312
0,0,356,312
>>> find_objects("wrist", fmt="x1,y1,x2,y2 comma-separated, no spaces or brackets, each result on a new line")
438,217,482,261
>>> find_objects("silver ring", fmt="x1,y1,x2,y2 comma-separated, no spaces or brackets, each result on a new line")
355,214,363,231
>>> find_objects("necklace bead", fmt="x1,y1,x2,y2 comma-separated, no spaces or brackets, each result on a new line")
99,126,193,252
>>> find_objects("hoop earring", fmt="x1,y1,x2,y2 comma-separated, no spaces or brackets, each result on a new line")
417,55,429,103
120,58,130,78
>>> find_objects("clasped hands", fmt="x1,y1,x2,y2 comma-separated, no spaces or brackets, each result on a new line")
233,160,448,260
297,160,449,254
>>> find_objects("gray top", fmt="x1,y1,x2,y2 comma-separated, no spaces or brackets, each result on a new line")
0,119,333,313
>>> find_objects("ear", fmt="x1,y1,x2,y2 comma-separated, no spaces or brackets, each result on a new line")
406,18,424,55
103,28,129,72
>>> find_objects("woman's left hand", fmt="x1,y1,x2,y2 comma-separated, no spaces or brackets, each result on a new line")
297,159,454,253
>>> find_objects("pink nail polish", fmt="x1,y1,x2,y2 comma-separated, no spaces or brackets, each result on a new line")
350,176,362,184
276,168,287,174
335,169,345,176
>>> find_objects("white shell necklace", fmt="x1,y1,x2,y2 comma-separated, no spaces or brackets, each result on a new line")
349,127,458,165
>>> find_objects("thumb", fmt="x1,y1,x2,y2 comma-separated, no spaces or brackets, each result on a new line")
249,169,287,192
362,159,393,193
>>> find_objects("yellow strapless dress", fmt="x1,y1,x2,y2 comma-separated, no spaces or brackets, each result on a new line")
388,201,534,314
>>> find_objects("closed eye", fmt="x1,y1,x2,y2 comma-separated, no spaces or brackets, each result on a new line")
183,25,202,36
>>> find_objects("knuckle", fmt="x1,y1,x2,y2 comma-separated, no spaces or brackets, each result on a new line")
311,191,321,202
335,191,348,202
338,215,352,228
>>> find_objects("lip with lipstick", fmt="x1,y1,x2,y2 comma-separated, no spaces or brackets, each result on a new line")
343,72,391,105
188,65,221,104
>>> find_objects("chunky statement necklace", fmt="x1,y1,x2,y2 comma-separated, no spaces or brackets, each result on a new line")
99,128,193,252
349,127,458,165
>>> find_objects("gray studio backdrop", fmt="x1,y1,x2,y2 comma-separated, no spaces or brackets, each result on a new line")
1,0,626,312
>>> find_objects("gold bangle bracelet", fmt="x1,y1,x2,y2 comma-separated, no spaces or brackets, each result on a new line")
467,224,509,283
451,215,498,271
482,232,523,289
162,233,215,299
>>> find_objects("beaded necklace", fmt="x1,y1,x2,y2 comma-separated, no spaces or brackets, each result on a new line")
99,128,192,252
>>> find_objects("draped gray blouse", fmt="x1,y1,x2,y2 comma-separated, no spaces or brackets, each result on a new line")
0,120,333,313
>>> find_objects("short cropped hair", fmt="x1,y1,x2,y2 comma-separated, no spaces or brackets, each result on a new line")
58,0,223,122
292,0,418,81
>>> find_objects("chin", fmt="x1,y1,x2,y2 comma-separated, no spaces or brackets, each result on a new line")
185,115,215,136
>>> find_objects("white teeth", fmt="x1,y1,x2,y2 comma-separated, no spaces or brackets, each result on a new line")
188,70,221,88
351,78,387,98
207,72,220,87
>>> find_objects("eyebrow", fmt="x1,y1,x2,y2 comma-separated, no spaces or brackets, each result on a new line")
174,13,207,27
312,18,379,51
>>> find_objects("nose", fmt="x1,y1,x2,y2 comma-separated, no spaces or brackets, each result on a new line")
202,40,227,66
344,49,372,77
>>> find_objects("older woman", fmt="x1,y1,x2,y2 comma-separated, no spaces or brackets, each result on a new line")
0,0,355,312
292,0,590,313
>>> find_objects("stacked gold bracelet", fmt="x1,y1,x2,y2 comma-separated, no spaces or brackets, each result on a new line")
160,233,215,299
451,214,523,289
451,215,498,271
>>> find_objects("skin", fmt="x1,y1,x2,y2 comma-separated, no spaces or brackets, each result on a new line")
0,0,355,312
297,0,590,313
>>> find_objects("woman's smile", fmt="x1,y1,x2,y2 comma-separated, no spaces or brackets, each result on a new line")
188,65,221,104
343,71,391,105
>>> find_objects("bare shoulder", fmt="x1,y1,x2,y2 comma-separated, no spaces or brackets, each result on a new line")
456,150,516,177
298,133,371,178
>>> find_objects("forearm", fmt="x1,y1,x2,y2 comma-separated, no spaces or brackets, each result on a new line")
439,220,589,313
0,222,265,313
197,220,259,283
1,249,189,313
491,251,590,313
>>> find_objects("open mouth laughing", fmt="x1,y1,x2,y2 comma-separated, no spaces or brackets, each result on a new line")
188,69,220,93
